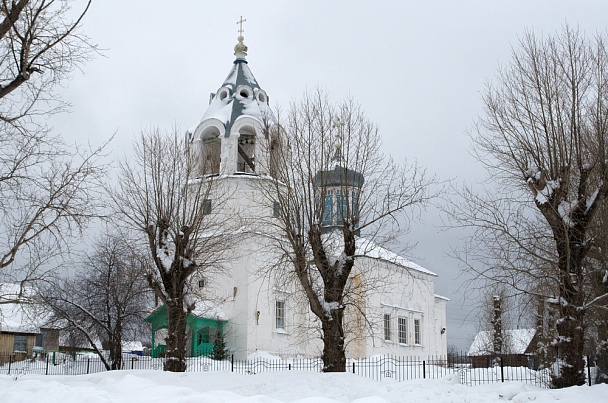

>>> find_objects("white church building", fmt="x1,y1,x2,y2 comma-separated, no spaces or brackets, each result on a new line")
147,33,448,361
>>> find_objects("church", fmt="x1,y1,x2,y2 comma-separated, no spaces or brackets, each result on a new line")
146,30,448,361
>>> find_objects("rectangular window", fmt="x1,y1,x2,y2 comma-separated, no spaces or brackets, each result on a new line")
276,300,285,329
322,190,333,225
202,199,212,215
198,279,205,288
273,201,280,217
14,335,28,352
336,190,347,225
414,319,421,345
398,317,408,344
383,314,391,341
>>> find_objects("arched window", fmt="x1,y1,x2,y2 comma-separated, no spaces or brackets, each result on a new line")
237,126,256,173
268,126,283,179
201,127,221,175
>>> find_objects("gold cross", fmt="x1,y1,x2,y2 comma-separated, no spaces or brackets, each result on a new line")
236,16,246,36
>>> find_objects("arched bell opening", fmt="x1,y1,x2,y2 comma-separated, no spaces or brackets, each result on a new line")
201,126,221,176
268,125,284,180
237,125,257,174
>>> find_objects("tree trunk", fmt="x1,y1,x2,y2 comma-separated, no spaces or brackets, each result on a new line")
108,337,122,370
492,295,502,355
321,313,346,372
553,303,586,387
108,318,123,370
109,343,122,370
164,300,188,372
596,315,608,384
552,236,587,387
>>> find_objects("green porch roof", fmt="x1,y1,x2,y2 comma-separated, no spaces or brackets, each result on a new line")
145,305,227,332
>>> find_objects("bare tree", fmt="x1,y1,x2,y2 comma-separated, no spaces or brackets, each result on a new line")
110,128,231,372
265,90,435,372
42,231,151,370
448,26,608,387
0,0,107,283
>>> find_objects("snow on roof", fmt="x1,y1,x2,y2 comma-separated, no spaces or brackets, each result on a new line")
0,283,50,334
434,294,450,301
319,233,437,276
196,61,271,135
191,300,227,321
468,328,536,356
122,340,144,352
356,237,437,277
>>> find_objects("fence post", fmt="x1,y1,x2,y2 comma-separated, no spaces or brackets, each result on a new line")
8,355,12,375
588,355,592,386
231,354,234,372
132,357,135,370
500,356,504,382
423,360,426,379
46,354,49,375
87,358,90,374
352,361,355,374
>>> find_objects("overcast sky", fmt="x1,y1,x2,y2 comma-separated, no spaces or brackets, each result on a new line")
50,1,608,351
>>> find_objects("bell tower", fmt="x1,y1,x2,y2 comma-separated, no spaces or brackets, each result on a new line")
187,20,281,178
186,20,286,235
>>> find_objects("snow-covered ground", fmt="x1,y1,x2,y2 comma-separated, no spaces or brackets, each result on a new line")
0,370,606,403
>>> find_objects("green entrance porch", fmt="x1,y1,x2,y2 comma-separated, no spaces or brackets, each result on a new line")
145,305,226,358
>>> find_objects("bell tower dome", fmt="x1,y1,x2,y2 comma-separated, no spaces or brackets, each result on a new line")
313,138,364,234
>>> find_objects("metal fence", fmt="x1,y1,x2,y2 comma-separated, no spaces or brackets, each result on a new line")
0,351,603,388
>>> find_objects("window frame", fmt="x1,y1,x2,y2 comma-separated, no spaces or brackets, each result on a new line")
383,313,391,341
275,300,286,330
322,190,334,225
336,189,348,225
414,318,421,345
202,199,212,215
398,317,408,345
13,334,28,353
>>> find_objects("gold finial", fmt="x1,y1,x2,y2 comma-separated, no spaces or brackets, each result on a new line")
234,16,248,59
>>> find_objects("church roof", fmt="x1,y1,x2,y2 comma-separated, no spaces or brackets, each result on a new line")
356,238,437,277
321,233,437,277
195,35,271,136
313,164,365,188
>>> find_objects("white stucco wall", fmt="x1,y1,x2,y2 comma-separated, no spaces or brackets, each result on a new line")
188,170,447,360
